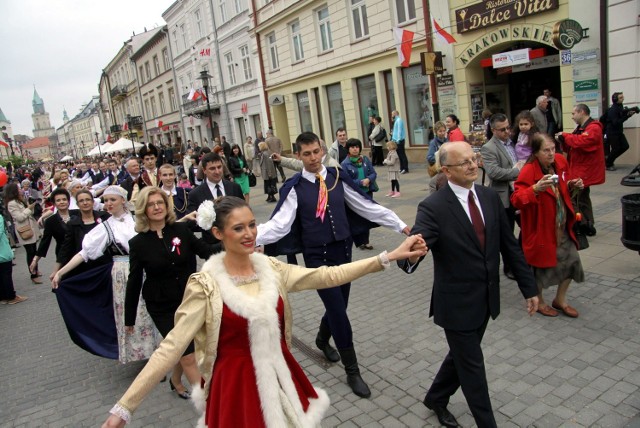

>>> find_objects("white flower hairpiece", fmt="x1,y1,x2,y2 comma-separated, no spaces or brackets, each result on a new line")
197,200,216,230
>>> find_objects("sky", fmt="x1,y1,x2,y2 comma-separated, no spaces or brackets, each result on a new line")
0,0,173,137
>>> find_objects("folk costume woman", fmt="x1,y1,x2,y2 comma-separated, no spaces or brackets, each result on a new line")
102,196,426,428
53,186,161,363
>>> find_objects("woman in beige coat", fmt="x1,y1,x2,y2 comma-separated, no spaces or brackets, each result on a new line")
5,182,42,283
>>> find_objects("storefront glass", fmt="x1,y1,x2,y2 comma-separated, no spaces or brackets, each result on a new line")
402,65,432,146
313,88,325,142
384,71,396,126
355,75,378,145
296,91,313,133
327,83,345,136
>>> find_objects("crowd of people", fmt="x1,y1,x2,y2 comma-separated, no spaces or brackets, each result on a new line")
0,93,635,427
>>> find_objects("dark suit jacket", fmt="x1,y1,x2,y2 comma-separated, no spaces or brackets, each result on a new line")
401,183,536,331
187,179,243,243
36,213,74,259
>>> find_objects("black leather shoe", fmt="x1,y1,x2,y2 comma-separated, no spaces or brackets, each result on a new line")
169,379,190,399
423,399,459,427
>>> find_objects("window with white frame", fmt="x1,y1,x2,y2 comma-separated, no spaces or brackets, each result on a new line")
194,9,204,38
290,21,304,62
159,92,166,115
220,0,228,23
144,100,151,118
145,62,151,81
138,66,145,84
350,0,369,39
225,52,237,85
240,45,253,80
187,72,193,88
162,48,170,71
266,32,279,70
151,97,158,117
172,31,179,54
395,0,416,24
234,0,244,14
180,24,188,51
317,6,333,52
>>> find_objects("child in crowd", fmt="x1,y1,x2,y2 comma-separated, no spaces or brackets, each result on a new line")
512,110,539,162
177,173,192,189
383,141,401,198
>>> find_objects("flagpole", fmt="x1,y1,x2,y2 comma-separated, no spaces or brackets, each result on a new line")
422,0,440,122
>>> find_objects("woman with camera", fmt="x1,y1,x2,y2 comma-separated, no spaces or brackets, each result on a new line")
511,133,585,318
5,182,42,284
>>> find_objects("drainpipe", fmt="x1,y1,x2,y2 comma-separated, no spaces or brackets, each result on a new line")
250,0,272,128
161,27,188,151
207,0,233,143
422,0,440,122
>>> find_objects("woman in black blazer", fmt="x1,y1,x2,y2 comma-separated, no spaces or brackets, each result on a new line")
57,189,111,277
30,188,74,279
125,186,219,399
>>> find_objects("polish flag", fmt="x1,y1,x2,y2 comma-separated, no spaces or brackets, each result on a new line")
0,138,9,148
198,89,207,101
432,17,456,44
393,27,414,67
187,87,198,101
122,121,129,131
155,119,164,128
107,134,112,142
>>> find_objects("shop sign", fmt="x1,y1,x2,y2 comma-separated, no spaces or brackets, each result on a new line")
571,48,598,63
470,83,484,95
421,51,444,75
560,50,572,65
575,91,599,102
552,19,584,50
574,79,598,92
492,48,530,68
458,24,554,66
437,75,454,87
268,94,285,106
455,0,559,34
512,54,559,73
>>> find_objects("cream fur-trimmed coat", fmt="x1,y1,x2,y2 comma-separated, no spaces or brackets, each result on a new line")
113,252,385,427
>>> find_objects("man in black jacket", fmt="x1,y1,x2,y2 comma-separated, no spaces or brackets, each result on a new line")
605,92,638,171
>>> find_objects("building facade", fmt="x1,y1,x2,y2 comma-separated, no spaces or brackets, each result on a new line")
0,107,15,159
69,97,102,158
252,0,439,159
130,26,183,149
163,0,263,148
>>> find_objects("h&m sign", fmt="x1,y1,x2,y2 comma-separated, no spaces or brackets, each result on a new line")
455,0,559,35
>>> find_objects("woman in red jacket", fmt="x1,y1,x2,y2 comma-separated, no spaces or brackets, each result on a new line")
445,114,466,142
511,133,585,318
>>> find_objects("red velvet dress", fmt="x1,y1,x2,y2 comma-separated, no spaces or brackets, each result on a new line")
204,297,323,427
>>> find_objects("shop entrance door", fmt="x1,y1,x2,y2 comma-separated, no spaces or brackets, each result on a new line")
508,65,561,120
485,85,511,117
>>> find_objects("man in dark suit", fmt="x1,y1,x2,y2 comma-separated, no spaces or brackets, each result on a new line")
187,152,243,243
399,142,538,427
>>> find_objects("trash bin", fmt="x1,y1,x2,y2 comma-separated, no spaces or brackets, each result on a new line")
621,193,640,251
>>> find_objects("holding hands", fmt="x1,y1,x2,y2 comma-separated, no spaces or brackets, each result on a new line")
387,234,428,262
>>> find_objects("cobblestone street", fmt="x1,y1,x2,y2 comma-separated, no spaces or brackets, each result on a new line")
1,164,640,427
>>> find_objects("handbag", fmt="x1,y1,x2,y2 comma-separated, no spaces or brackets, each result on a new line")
374,127,387,143
248,171,257,187
17,224,34,240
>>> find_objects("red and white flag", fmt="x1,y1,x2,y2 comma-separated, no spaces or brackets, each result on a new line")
122,121,129,131
0,138,9,148
393,27,414,67
187,87,198,101
432,17,456,44
155,119,164,128
198,89,207,101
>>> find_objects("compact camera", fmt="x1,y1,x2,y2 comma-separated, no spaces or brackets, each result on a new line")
625,106,640,115
549,174,559,184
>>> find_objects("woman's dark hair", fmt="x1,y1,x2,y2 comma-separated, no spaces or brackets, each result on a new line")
75,189,94,203
527,133,551,163
49,188,70,203
213,196,250,229
230,144,242,157
345,138,363,152
3,182,21,207
375,116,382,123
446,114,460,125
512,110,539,136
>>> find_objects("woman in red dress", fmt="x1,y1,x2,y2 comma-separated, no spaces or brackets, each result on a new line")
102,196,426,427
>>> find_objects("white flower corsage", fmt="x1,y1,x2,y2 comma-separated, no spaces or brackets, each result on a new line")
171,237,182,255
197,200,216,231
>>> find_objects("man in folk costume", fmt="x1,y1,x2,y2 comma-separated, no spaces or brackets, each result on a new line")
139,144,159,187
256,132,410,398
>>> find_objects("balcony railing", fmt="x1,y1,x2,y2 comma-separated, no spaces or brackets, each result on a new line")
181,93,220,115
130,115,144,127
110,85,127,100
110,124,122,133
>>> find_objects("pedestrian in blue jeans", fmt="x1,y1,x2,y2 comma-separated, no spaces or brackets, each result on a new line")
391,110,409,173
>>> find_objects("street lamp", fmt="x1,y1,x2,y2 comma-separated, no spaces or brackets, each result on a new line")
95,131,102,157
126,114,136,152
197,69,214,141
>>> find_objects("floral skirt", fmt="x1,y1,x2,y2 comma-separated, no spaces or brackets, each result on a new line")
533,231,585,289
111,256,162,363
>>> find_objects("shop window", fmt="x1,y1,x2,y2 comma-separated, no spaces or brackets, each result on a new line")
236,117,247,144
297,91,313,133
350,0,369,40
402,65,432,146
384,71,396,124
317,6,333,52
356,75,378,146
395,0,416,24
313,88,325,142
327,83,345,136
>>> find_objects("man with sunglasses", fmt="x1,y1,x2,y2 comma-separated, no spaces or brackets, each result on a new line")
480,113,524,279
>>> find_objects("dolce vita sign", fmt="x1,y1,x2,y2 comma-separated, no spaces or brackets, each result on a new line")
455,0,559,34
457,24,556,66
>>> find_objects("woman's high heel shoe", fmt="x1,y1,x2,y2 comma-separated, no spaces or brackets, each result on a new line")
169,379,190,399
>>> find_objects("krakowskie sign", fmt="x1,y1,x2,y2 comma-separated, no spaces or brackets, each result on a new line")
455,0,559,34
